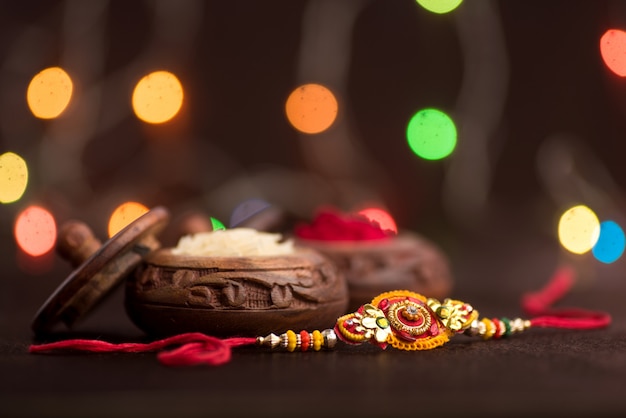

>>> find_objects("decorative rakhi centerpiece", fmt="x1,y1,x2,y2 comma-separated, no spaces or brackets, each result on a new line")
335,289,478,350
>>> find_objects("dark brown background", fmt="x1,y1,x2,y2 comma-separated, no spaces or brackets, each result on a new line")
1,1,626,417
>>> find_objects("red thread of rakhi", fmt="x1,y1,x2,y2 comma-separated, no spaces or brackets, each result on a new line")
29,333,257,367
29,265,611,366
522,265,611,329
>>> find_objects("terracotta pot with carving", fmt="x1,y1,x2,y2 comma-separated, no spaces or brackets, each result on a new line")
125,247,349,337
293,209,453,311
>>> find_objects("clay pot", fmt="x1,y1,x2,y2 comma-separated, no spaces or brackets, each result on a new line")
33,206,349,338
125,247,348,337
296,232,453,311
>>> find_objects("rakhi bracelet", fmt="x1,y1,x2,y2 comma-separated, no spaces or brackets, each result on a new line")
29,266,611,366
261,263,610,352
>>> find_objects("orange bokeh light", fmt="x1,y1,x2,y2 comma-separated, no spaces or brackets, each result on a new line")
358,208,398,234
132,71,184,124
108,201,149,238
26,67,74,119
285,83,338,134
600,29,626,77
14,205,57,256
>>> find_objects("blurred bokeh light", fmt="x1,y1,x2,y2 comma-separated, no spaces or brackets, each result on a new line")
558,205,600,255
406,108,457,160
229,198,272,227
14,205,57,256
26,67,74,119
357,207,398,234
600,29,626,77
132,70,184,124
592,220,625,264
107,201,149,237
0,152,29,204
416,0,463,14
210,217,226,231
285,83,338,134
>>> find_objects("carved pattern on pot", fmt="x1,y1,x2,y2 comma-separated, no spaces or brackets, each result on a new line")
222,281,246,307
124,248,350,337
128,253,346,312
188,285,212,307
270,284,293,308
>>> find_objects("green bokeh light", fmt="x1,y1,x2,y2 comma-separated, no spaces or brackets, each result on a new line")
211,217,226,231
406,108,457,160
416,0,463,14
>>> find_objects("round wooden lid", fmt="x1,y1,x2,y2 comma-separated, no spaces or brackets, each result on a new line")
31,206,170,335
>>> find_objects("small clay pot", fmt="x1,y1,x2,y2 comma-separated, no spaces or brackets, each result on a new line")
295,232,453,311
125,247,349,337
33,206,349,338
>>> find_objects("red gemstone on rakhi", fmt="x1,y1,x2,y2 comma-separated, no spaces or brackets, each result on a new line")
378,299,390,311
343,317,359,333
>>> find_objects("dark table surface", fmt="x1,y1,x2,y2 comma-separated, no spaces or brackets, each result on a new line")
2,209,625,418
2,1,626,417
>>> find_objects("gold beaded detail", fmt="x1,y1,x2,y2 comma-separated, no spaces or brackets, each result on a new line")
256,329,337,352
286,330,297,352
465,317,531,340
312,330,323,351
481,318,496,340
386,332,450,351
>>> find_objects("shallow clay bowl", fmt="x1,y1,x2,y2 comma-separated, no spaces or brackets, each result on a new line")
295,232,453,311
125,247,349,337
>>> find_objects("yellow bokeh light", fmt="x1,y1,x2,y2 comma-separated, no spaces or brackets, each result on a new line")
285,83,338,134
558,205,600,254
108,201,149,238
26,67,73,119
0,152,29,203
132,70,184,124
416,0,463,14
14,205,57,256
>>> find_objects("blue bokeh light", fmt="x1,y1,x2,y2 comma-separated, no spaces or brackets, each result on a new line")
592,220,625,264
229,198,271,227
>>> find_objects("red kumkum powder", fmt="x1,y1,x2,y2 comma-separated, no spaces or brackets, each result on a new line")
294,209,393,241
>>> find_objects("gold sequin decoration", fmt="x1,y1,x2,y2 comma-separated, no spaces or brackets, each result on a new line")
387,300,432,337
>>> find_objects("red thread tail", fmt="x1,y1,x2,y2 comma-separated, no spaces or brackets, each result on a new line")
29,333,257,366
521,265,611,330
